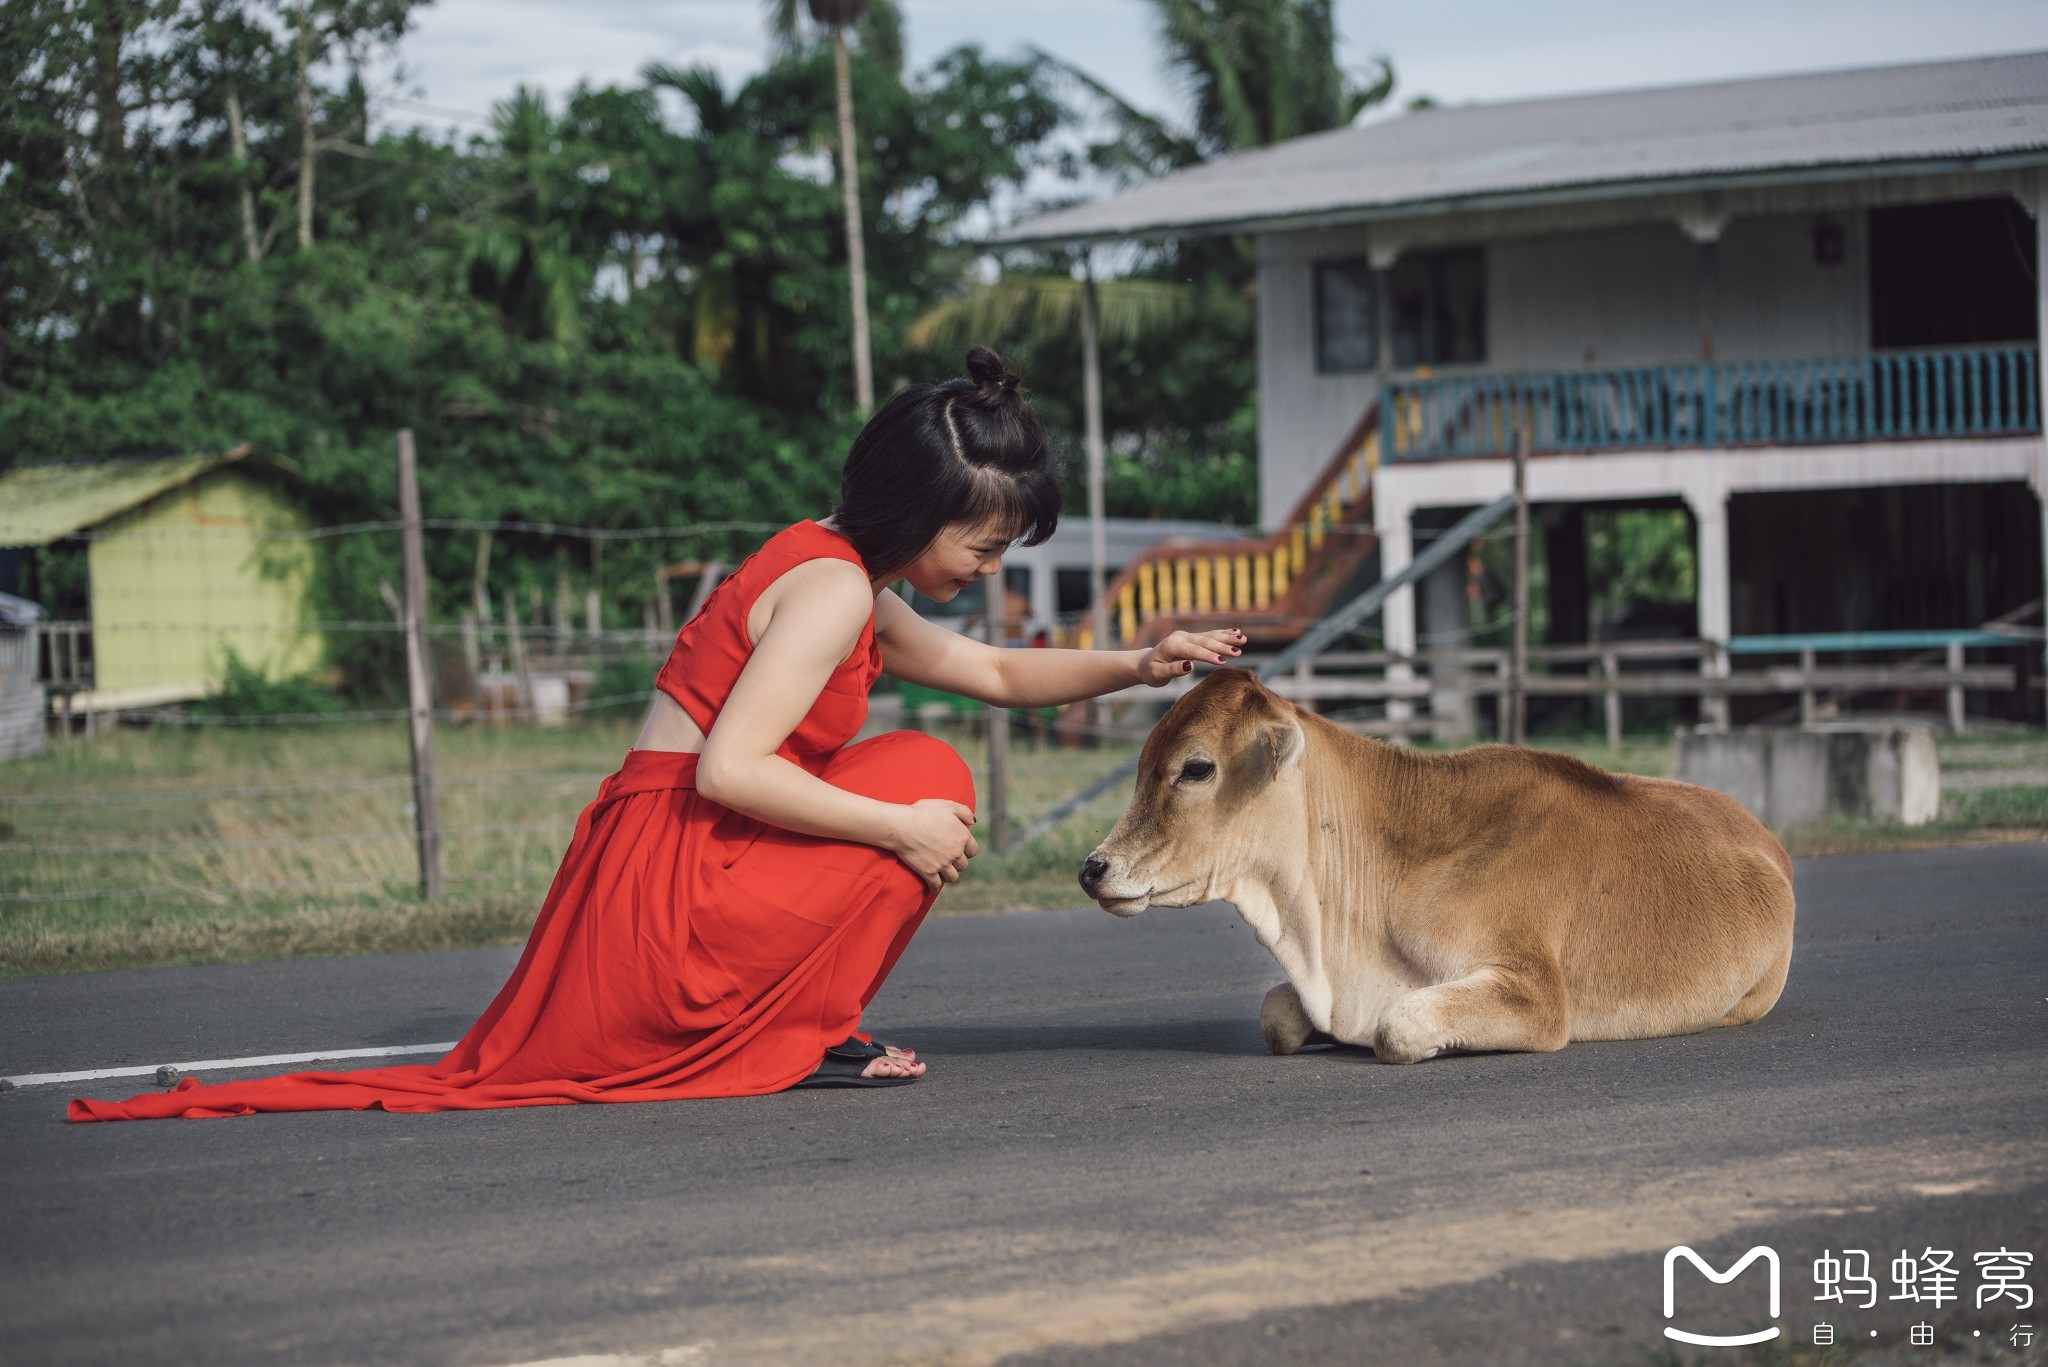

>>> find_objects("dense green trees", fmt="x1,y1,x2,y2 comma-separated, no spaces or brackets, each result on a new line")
2,0,1394,693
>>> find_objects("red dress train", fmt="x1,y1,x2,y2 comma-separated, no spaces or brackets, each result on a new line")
70,521,971,1121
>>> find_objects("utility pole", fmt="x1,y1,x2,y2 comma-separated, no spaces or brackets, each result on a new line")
295,12,315,250
983,572,1011,853
1508,422,1531,746
396,430,443,898
1082,257,1108,650
817,0,874,412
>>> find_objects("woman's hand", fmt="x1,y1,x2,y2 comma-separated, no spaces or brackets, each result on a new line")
1138,628,1246,686
889,798,981,891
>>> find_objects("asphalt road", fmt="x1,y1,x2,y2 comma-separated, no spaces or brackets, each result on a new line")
2,843,2045,1367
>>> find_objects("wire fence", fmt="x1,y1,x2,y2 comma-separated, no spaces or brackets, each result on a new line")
2,439,1530,928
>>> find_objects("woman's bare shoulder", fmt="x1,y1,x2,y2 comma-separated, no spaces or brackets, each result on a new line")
746,556,873,649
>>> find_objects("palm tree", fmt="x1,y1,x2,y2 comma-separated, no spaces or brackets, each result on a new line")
911,269,1200,644
765,0,905,414
454,87,587,343
1148,0,1391,154
907,1,1392,641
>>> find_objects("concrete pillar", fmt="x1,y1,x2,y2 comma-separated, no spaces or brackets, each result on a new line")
1688,489,1732,729
1420,526,1476,739
1378,505,1416,725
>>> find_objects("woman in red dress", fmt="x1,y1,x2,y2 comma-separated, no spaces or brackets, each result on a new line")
69,348,1243,1120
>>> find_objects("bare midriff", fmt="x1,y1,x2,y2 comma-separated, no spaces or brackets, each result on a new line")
632,691,707,754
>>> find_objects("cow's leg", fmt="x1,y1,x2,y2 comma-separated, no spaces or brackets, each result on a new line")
1374,958,1569,1064
1261,982,1324,1055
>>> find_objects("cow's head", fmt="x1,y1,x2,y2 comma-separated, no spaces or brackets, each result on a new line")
1079,669,1308,916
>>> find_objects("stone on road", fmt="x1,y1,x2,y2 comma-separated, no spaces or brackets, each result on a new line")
1,844,2044,1366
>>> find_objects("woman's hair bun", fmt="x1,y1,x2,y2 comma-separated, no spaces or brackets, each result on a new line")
960,345,1023,408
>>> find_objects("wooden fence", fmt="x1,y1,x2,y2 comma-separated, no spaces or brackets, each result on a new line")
1102,633,2032,742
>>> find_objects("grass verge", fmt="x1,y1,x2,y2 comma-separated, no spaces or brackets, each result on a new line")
2,719,2039,976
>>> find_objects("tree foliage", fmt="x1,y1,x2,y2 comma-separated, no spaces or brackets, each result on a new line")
3,0,1398,694
3,1,1063,681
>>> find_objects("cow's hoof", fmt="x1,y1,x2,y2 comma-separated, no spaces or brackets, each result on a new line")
1260,982,1315,1056
1373,1007,1443,1064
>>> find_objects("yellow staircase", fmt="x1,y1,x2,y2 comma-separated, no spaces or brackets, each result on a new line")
1075,404,1382,649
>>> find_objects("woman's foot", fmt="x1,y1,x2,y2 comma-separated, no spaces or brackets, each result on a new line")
859,1053,925,1081
839,1033,916,1062
795,1039,927,1088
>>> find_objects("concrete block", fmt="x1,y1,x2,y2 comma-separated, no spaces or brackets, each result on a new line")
1673,723,1940,827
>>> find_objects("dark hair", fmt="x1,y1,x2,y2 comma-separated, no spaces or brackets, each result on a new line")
831,346,1060,579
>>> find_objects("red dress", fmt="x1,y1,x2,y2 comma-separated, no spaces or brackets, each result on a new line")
69,521,972,1121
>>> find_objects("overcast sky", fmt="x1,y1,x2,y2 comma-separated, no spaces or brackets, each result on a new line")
372,1,2048,152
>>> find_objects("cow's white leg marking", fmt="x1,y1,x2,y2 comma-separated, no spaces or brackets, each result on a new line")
1233,882,1337,1034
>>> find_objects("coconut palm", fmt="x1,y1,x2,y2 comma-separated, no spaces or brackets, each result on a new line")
1149,0,1391,153
933,0,1394,639
454,87,588,343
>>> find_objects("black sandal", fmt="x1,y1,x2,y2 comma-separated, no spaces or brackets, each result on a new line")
792,1039,921,1089
834,1033,914,1060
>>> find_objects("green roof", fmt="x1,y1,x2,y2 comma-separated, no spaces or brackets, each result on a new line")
0,446,254,548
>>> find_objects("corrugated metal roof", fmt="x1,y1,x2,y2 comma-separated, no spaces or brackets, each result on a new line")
0,446,254,548
999,50,2048,244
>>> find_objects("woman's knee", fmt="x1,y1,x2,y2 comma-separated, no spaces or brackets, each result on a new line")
830,731,975,809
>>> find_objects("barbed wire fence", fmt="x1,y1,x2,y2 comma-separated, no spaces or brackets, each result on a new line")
5,429,1537,923
0,434,1229,917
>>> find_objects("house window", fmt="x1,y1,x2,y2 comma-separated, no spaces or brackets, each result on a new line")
1868,198,2038,349
1313,258,1378,373
1315,248,1488,372
1390,247,1486,367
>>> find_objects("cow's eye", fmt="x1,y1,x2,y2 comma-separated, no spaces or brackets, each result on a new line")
1177,758,1216,783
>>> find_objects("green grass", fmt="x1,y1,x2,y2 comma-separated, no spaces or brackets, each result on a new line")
0,716,1135,976
3,715,2041,977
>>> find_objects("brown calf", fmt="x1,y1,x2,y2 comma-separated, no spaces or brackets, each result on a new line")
1079,669,1795,1063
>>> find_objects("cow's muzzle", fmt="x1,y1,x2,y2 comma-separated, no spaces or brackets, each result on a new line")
1079,853,1152,916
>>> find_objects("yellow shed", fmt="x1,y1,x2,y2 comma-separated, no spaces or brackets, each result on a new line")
0,446,324,710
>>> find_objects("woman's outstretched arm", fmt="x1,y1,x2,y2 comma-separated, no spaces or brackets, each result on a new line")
696,559,977,889
873,589,1244,708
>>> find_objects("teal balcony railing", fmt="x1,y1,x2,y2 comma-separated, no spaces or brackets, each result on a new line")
1385,344,2040,461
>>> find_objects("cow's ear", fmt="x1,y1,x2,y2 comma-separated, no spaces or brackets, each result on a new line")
1260,720,1305,775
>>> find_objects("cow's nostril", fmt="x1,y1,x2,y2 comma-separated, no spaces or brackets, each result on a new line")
1079,858,1109,890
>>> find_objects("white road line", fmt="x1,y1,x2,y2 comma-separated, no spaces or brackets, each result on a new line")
5,1041,459,1088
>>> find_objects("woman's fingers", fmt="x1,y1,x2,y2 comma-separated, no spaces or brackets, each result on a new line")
964,833,981,859
1163,628,1244,667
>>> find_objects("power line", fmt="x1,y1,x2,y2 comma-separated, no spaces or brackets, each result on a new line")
0,869,545,905
0,770,608,807
6,821,568,856
1,517,781,545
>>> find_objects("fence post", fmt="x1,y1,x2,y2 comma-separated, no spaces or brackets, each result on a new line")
983,574,1010,853
654,566,673,637
503,590,534,721
1799,647,1817,725
396,429,444,900
1508,422,1530,745
1601,649,1621,747
1947,639,1967,735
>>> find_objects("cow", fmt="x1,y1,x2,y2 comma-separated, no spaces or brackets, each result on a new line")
1078,669,1795,1064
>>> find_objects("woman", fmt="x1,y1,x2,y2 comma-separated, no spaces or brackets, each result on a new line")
70,348,1243,1120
